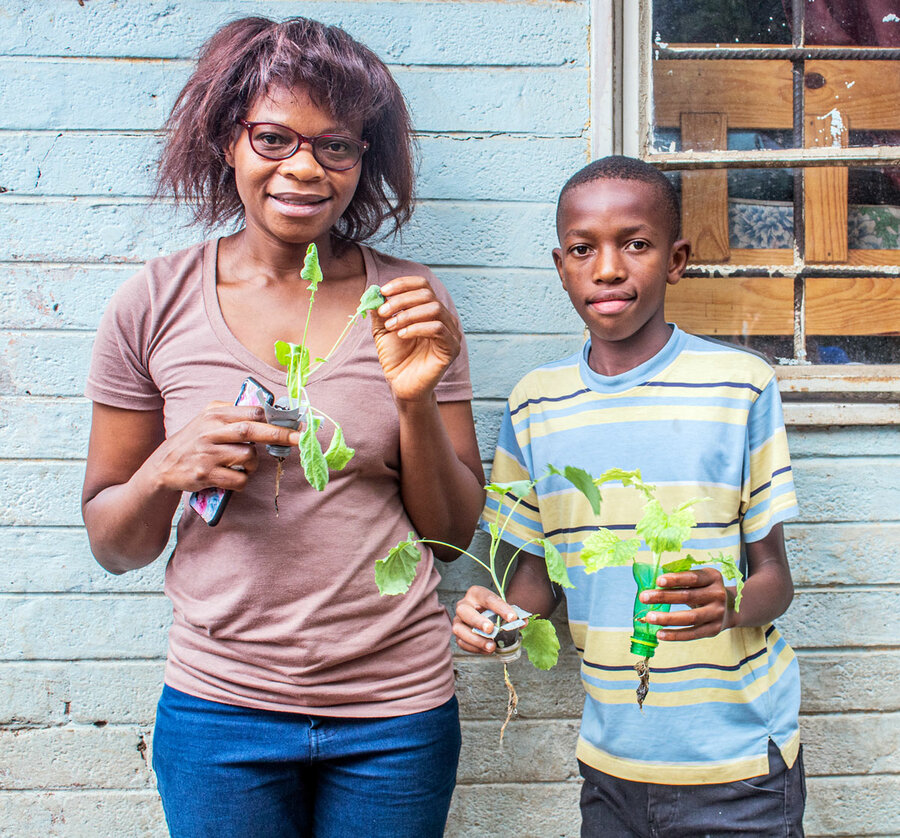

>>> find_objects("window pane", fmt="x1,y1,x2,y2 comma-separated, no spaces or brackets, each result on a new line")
804,61,900,149
652,60,796,154
665,168,795,262
848,169,900,248
805,0,900,47
805,336,900,364
652,0,791,45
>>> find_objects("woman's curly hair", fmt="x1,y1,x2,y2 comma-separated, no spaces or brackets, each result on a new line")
157,16,414,242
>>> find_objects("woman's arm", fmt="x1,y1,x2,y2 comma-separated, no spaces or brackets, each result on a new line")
395,398,485,559
81,401,301,574
371,275,485,558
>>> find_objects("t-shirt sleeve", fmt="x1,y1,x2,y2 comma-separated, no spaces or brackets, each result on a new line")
740,375,799,542
84,268,163,411
431,275,473,403
369,250,472,402
480,399,545,556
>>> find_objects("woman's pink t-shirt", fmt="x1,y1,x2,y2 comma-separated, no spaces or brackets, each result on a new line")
86,240,472,716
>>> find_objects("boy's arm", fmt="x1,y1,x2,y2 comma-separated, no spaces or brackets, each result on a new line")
640,523,794,641
453,544,561,654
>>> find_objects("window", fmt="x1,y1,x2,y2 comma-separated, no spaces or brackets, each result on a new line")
611,0,900,415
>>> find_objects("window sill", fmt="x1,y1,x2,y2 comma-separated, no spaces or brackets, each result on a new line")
783,402,900,426
777,366,900,425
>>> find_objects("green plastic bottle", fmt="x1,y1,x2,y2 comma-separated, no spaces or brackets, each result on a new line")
629,562,672,657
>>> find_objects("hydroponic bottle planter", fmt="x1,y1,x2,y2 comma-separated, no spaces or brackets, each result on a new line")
262,397,304,458
629,562,672,658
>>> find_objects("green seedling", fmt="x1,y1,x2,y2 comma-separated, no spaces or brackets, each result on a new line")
271,243,384,494
375,465,600,739
578,468,744,708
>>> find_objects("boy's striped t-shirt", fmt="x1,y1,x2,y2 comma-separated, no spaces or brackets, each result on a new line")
483,325,801,785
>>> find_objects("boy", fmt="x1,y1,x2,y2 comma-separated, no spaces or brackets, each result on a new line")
454,157,805,837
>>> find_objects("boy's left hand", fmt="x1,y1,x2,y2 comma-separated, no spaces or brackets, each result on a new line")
639,568,734,641
370,276,462,403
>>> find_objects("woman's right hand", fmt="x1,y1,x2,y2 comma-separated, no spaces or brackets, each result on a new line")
82,401,301,573
146,401,300,493
452,586,521,655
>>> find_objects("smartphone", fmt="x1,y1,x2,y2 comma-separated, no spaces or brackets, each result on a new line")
188,377,274,526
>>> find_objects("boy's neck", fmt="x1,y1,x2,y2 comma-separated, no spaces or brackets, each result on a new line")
586,321,674,377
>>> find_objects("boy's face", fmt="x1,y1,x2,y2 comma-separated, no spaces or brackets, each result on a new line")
553,178,689,367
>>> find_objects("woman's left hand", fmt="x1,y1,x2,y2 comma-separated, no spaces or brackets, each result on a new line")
370,275,462,402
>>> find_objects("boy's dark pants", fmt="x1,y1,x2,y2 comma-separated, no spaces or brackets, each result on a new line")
579,740,805,838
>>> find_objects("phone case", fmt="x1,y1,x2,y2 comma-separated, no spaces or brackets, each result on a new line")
188,377,274,526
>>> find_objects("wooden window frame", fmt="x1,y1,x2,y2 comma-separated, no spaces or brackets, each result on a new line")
600,0,900,421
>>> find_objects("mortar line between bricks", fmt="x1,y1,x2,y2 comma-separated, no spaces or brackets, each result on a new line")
0,592,168,598
0,56,583,71
0,195,558,208
794,584,900,592
797,709,900,717
0,658,164,664
796,647,900,656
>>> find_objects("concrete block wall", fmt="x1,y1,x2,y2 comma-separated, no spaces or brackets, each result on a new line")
1,1,898,836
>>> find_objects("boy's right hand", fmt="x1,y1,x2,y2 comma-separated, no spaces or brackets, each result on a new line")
453,586,521,654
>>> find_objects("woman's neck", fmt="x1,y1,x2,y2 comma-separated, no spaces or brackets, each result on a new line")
222,225,341,281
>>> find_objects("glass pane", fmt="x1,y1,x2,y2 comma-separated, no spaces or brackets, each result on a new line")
805,337,900,364
848,169,900,248
665,168,796,259
701,336,794,366
651,60,796,153
652,0,791,45
804,61,900,150
805,0,900,47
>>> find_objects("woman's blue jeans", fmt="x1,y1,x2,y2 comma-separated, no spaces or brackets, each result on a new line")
151,685,461,838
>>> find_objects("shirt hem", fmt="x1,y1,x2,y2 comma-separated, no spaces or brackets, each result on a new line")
575,732,800,785
163,661,457,719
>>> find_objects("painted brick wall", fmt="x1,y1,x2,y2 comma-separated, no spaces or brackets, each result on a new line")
1,2,898,836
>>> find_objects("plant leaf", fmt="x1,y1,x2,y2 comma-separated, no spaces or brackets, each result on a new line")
541,539,574,588
295,345,312,389
581,529,640,573
711,552,745,611
596,467,656,499
301,243,323,291
520,617,560,670
636,499,697,555
661,555,702,574
485,480,534,500
547,464,602,515
299,414,328,491
274,340,294,367
375,533,422,595
324,425,355,471
356,285,386,318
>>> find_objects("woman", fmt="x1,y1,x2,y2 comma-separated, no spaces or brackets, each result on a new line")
81,17,484,838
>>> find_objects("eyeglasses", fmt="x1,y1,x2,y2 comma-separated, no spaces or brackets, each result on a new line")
237,120,369,171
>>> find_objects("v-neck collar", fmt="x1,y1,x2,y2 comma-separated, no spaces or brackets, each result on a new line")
202,238,378,389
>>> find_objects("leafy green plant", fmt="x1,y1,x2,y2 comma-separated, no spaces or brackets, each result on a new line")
375,465,599,739
376,466,602,670
272,243,384,491
578,468,744,707
377,463,746,720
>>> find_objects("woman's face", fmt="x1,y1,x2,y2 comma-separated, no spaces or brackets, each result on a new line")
225,85,364,250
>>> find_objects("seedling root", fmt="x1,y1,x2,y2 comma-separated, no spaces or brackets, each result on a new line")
274,458,285,515
634,657,650,710
499,663,519,745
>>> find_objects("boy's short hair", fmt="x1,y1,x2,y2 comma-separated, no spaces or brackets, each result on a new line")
157,16,414,242
557,156,681,242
